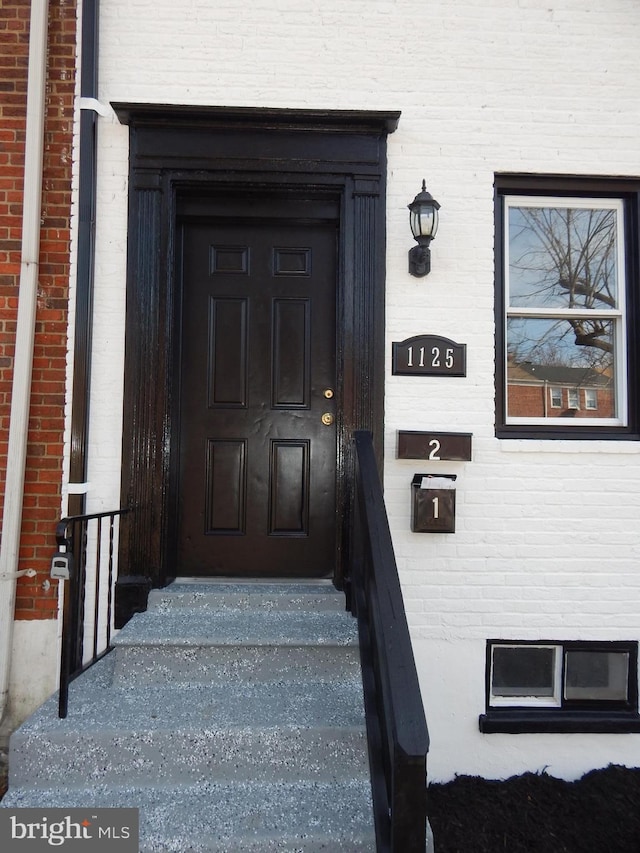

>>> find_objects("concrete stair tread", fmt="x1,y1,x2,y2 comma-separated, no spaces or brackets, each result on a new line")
113,608,358,648
113,643,361,686
1,778,375,852
169,580,341,593
14,679,366,733
10,728,369,787
148,581,346,613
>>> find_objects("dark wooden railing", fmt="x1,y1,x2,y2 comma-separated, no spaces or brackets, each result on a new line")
348,430,430,852
55,508,129,718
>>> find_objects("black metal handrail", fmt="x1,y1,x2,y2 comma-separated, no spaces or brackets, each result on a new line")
348,431,430,852
55,508,129,718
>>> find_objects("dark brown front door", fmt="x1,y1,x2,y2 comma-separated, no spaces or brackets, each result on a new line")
177,217,337,577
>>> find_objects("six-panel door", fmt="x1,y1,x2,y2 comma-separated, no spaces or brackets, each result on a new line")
177,220,337,576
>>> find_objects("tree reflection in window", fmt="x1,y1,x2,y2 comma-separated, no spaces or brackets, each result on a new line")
505,199,625,424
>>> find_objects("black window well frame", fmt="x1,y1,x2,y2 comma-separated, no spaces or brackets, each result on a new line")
480,639,640,734
495,174,640,440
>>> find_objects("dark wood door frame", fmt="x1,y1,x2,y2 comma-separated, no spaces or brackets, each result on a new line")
112,104,399,607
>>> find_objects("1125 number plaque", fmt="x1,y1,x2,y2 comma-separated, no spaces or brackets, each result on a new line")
392,334,466,377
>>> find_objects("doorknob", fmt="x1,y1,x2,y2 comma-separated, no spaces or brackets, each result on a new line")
323,388,334,399
321,412,334,426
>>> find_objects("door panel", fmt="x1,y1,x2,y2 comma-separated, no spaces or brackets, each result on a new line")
205,439,246,534
208,298,248,407
178,219,337,577
269,440,310,534
272,299,310,407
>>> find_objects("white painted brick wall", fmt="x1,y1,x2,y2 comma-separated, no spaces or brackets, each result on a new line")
80,0,640,779
83,117,128,514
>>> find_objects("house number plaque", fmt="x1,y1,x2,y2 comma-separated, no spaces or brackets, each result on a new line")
398,431,472,461
392,334,467,377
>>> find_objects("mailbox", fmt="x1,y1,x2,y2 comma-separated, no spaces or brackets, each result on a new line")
411,473,456,533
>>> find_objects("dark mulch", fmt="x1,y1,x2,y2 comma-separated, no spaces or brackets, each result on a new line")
428,764,640,853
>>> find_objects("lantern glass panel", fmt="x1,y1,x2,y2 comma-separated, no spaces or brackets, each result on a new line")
411,206,438,239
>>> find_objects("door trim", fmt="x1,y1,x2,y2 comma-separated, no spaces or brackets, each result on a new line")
114,104,399,592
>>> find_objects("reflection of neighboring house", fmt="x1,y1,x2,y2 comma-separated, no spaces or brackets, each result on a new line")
507,362,615,418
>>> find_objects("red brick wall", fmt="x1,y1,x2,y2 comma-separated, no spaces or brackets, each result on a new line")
0,0,76,620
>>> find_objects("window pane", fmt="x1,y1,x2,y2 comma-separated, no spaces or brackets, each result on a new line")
564,651,629,701
508,205,619,310
506,318,615,419
585,389,598,410
492,646,556,697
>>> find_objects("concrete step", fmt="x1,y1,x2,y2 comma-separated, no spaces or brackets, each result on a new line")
2,778,376,852
11,724,369,788
111,592,359,686
147,580,347,613
113,606,358,648
114,642,361,686
9,657,368,788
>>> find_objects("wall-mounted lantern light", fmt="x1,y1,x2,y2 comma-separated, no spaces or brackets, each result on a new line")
408,180,440,277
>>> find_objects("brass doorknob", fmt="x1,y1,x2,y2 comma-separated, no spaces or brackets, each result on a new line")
324,388,334,399
321,412,334,426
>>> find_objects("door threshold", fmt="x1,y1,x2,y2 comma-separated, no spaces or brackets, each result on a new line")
173,577,336,585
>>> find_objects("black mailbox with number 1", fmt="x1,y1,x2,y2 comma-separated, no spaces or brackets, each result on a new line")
411,473,457,533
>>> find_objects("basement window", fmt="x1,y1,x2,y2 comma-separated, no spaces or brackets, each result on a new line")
490,644,560,707
480,640,640,733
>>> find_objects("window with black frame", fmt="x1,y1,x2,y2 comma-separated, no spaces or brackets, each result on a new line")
495,176,639,439
480,639,640,733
